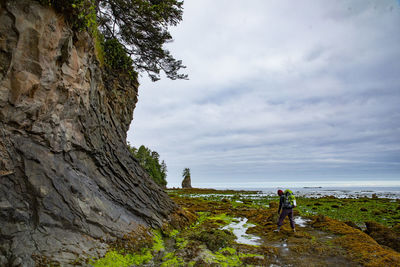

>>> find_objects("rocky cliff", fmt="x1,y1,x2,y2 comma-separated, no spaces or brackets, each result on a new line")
0,0,176,265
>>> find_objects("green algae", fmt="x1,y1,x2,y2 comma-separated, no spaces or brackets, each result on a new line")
192,211,210,228
152,230,165,252
171,189,400,228
213,251,241,266
208,213,236,225
297,197,400,227
160,252,184,267
92,229,164,266
168,229,179,237
197,247,264,266
190,228,236,251
92,189,400,266
91,249,152,267
175,236,188,249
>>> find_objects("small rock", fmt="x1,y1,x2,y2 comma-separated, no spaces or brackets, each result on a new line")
0,256,8,266
12,257,22,266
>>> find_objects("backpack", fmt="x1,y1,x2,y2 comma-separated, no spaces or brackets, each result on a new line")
282,189,296,209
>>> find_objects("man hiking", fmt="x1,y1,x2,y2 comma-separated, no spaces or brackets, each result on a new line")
274,189,296,232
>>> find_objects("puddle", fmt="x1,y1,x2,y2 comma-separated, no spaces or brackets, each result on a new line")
281,242,289,253
270,240,290,256
294,216,311,227
221,218,261,245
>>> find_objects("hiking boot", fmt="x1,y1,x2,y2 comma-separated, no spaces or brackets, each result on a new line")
292,229,296,233
273,228,280,232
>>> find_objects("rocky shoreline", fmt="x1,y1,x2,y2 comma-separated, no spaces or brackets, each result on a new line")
91,188,400,266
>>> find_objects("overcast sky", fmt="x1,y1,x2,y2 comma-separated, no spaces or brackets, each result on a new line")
127,0,400,188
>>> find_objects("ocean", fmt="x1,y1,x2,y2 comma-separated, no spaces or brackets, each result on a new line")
211,186,400,199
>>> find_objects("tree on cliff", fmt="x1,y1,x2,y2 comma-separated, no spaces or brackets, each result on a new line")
97,0,188,81
37,0,187,81
128,144,167,187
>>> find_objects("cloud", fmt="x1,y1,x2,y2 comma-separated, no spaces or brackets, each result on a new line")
127,0,400,187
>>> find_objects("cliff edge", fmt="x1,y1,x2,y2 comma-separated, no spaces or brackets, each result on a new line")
0,0,176,265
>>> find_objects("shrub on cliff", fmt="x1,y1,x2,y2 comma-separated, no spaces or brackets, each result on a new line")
102,38,137,79
128,144,167,187
36,0,187,81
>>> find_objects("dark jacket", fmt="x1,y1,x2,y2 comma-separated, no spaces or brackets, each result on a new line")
278,195,292,213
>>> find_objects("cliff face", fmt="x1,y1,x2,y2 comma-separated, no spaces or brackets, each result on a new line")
0,0,176,265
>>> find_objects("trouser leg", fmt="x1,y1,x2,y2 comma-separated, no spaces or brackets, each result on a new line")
277,209,288,227
288,209,295,229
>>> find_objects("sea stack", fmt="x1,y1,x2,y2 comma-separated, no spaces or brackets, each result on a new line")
182,175,192,188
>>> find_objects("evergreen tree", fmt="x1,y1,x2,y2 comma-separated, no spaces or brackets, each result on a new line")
97,0,188,81
127,143,167,187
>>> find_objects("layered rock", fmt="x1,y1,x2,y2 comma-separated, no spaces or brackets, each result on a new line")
0,0,176,265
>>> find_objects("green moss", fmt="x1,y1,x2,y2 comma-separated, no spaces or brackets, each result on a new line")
220,247,236,255
161,252,184,267
208,213,235,225
91,249,152,267
192,212,210,228
190,229,236,251
175,236,188,249
168,229,179,237
93,29,105,66
213,247,242,266
152,230,165,252
92,229,165,266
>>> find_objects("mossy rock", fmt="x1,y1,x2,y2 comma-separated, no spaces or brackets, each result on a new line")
243,199,253,205
241,255,265,266
190,229,236,251
372,210,382,216
365,221,400,252
344,221,362,231
269,202,278,209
